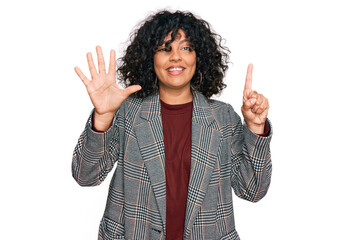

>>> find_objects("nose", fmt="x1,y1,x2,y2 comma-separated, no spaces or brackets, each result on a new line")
169,48,181,62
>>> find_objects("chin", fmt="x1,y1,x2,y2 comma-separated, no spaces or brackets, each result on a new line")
161,81,191,90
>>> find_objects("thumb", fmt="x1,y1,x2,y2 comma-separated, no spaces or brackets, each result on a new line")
123,85,142,97
242,97,256,110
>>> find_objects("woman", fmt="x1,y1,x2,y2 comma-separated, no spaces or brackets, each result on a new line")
73,10,272,240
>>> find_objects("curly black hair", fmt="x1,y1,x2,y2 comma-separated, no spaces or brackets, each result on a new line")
117,10,230,99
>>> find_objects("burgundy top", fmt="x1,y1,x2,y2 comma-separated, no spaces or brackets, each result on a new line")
160,99,270,239
161,99,193,240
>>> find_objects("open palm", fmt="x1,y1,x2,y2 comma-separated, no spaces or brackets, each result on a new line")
75,46,141,116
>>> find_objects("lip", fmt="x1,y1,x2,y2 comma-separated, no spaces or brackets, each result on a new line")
166,65,185,76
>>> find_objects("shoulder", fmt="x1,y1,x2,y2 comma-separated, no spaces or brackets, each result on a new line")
208,98,240,123
204,98,241,140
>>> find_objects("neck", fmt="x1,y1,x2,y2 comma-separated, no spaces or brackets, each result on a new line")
159,87,193,105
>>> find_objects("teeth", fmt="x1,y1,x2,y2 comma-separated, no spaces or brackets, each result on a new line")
168,68,184,72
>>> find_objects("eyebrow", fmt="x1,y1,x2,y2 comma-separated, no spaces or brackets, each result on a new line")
162,39,191,46
179,39,191,44
158,38,192,48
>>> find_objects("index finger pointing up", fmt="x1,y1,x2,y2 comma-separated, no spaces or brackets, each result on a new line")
243,63,253,99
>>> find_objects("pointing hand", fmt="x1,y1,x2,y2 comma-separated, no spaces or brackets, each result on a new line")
241,64,269,134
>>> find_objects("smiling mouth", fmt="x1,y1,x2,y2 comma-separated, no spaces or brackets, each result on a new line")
166,67,185,76
167,67,185,72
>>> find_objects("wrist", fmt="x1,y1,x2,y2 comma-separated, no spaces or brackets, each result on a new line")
93,111,116,132
246,121,265,135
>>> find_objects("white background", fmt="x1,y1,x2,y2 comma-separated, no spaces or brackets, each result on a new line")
1,0,361,239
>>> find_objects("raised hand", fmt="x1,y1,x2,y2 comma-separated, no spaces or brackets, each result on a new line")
75,46,141,131
241,64,269,135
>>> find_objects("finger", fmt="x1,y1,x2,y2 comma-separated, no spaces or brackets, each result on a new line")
255,92,263,105
250,90,258,99
256,105,269,114
251,99,261,112
245,89,257,102
122,85,142,97
74,66,90,87
96,45,106,73
260,106,269,119
243,63,253,99
251,92,264,110
87,52,97,77
255,93,268,108
252,104,264,114
254,97,269,114
108,49,116,76
242,97,256,110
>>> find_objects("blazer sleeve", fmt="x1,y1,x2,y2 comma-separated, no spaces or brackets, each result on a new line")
71,105,125,187
228,104,273,202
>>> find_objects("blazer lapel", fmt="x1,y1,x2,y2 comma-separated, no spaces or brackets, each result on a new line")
134,91,222,238
184,91,222,239
134,93,167,230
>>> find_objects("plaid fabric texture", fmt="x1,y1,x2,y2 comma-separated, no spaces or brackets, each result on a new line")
72,91,272,240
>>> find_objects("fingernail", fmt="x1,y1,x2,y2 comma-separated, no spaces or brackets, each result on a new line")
251,98,256,104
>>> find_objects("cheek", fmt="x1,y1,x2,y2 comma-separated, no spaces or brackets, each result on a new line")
186,53,197,68
154,54,164,66
153,58,163,73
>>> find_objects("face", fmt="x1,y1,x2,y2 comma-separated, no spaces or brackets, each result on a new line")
154,29,196,93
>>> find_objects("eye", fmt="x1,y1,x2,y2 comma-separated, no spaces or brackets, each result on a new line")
182,46,194,51
157,47,171,52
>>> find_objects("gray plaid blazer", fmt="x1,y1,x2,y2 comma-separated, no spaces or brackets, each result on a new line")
72,90,272,240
